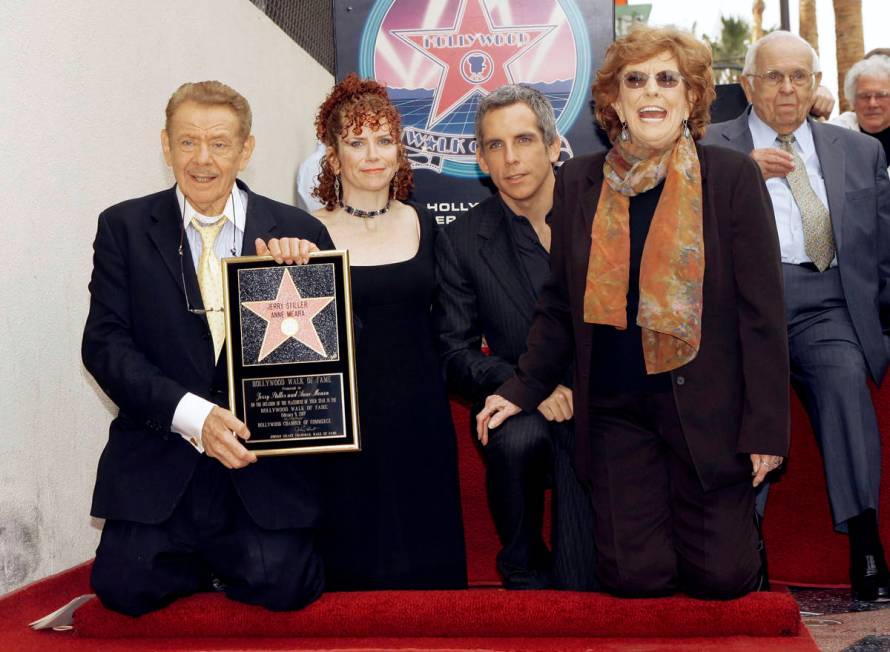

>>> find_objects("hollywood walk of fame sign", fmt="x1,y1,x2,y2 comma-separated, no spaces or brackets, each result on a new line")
334,0,613,227
222,251,360,456
390,0,557,130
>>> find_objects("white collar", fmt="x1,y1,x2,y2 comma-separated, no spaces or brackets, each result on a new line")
176,184,246,231
748,108,815,155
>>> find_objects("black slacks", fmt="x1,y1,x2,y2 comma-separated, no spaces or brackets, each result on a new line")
483,411,553,587
91,455,323,616
482,411,598,590
586,391,760,599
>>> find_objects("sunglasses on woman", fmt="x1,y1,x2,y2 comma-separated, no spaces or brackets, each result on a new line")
622,70,684,89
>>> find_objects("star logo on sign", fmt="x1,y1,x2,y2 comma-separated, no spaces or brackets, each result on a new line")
242,268,334,361
392,0,555,129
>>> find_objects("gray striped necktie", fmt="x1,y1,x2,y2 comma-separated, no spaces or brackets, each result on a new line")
777,134,835,271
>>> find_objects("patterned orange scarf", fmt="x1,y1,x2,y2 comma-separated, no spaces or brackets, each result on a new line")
583,136,704,374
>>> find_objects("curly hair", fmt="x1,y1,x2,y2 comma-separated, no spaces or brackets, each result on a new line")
593,25,716,144
312,73,413,210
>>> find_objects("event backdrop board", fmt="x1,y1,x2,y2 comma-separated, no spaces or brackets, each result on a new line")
334,0,614,224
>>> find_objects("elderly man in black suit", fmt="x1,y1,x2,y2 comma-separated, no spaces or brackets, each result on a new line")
82,81,334,616
703,32,890,601
434,85,596,590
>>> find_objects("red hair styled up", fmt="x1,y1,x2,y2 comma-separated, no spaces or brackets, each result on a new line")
313,73,413,210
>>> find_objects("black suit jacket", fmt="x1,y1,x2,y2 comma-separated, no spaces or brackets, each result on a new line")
702,111,890,383
434,194,553,407
498,145,790,491
83,180,335,529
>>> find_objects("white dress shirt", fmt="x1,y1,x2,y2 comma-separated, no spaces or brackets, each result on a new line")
170,185,248,452
748,109,836,267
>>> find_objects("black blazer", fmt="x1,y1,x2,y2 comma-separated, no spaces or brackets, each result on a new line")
498,145,790,491
82,180,335,529
434,194,550,407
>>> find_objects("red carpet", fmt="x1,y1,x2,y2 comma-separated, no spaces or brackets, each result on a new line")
73,587,800,639
0,563,816,651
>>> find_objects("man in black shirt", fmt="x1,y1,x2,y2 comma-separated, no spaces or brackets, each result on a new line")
434,85,596,589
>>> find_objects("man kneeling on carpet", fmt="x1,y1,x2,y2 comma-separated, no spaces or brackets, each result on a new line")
82,80,334,616
434,85,597,590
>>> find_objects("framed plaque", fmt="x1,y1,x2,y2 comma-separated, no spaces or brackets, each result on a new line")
222,251,360,456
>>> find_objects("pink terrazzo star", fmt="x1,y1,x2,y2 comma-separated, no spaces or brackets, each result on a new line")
242,268,334,361
392,0,555,128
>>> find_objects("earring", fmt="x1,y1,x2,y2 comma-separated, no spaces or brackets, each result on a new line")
619,121,629,142
334,174,342,201
682,119,691,139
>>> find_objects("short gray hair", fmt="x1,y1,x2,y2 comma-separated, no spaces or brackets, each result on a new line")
844,55,890,104
166,80,252,140
742,30,821,77
474,84,558,147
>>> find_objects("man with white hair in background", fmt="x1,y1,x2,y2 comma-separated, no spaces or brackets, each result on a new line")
831,54,890,173
703,31,890,602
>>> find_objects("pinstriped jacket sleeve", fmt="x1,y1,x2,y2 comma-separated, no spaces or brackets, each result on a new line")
434,223,516,401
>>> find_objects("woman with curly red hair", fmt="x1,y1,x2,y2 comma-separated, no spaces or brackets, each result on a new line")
310,73,467,590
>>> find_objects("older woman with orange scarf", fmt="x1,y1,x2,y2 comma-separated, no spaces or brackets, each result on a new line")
477,26,790,599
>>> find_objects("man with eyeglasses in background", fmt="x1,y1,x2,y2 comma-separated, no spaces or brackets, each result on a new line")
830,53,890,174
82,80,334,616
704,31,890,602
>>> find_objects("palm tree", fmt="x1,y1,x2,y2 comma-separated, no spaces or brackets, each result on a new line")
752,1,765,41
799,0,818,53
704,16,751,83
833,0,864,111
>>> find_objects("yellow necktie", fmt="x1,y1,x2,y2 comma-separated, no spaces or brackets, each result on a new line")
191,216,227,360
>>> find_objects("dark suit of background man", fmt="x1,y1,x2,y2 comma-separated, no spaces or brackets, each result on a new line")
703,32,890,602
434,85,597,590
82,81,335,616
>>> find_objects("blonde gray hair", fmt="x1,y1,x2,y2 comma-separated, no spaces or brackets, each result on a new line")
165,81,252,141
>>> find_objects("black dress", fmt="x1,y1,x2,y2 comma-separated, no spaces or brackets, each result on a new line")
320,206,468,590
